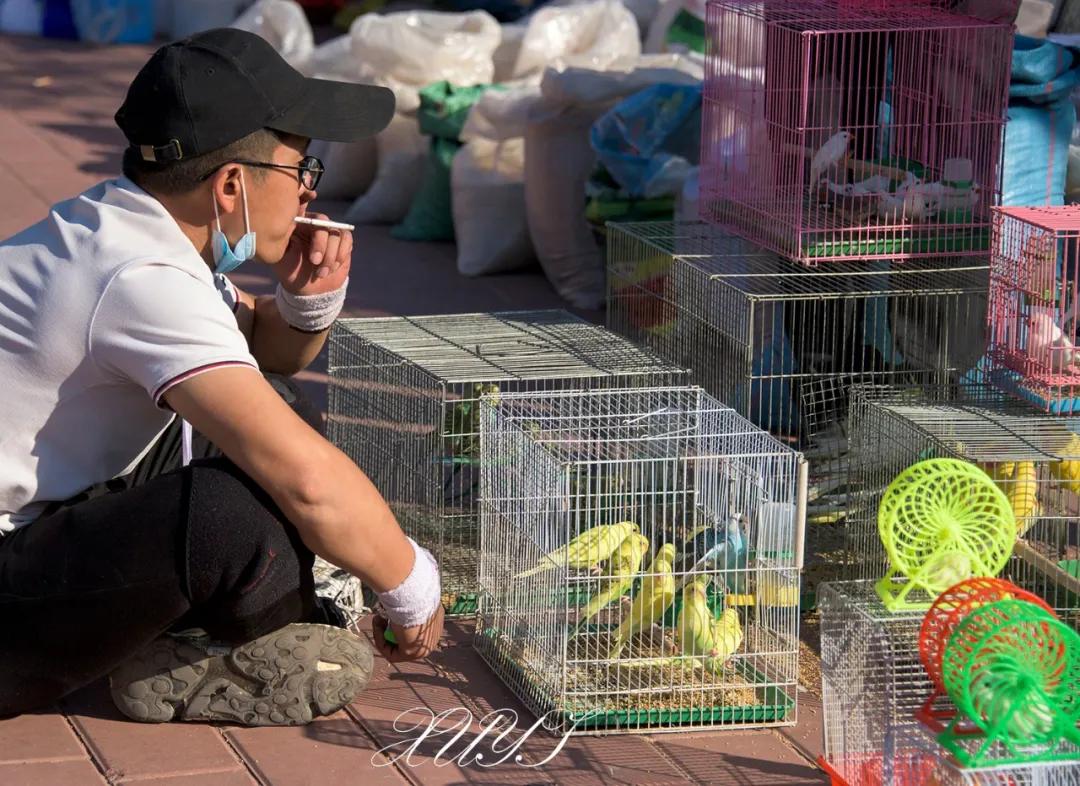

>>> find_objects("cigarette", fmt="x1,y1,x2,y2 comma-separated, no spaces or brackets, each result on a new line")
293,216,355,232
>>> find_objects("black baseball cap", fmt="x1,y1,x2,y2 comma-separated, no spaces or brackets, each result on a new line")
115,28,395,164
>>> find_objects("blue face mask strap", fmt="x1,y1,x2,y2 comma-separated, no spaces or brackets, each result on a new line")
211,168,255,256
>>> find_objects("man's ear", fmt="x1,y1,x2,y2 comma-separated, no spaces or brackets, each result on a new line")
211,164,244,212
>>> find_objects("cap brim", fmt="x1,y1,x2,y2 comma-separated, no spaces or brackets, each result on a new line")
268,78,395,143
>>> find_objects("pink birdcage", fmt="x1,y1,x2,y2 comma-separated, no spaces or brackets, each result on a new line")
700,0,1012,266
988,206,1080,414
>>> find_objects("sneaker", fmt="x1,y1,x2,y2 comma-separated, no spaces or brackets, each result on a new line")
312,556,369,630
108,623,373,726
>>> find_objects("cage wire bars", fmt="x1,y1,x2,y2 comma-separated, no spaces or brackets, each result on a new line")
326,311,686,615
843,385,1080,624
701,0,1011,265
473,386,807,734
605,222,989,590
988,206,1080,414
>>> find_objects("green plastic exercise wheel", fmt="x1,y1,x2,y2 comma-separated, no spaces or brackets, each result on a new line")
876,459,1016,611
939,599,1080,766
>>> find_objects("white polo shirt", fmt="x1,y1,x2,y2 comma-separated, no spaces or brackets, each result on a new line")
0,177,258,533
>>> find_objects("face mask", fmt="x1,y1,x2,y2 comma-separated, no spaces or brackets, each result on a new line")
211,169,256,275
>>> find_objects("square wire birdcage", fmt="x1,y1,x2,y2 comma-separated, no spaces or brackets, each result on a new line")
844,384,1080,622
818,580,936,786
606,221,989,593
473,386,808,734
326,311,686,615
701,0,1012,265
987,206,1080,414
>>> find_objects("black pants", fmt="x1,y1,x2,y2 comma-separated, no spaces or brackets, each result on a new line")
0,378,323,716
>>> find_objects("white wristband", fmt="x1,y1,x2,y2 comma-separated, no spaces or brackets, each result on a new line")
376,537,442,629
275,278,348,333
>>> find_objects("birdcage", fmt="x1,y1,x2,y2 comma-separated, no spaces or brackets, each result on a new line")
820,718,1080,786
326,311,686,615
606,221,989,592
818,580,937,786
844,384,1080,622
473,386,807,734
987,206,1080,414
701,0,1012,265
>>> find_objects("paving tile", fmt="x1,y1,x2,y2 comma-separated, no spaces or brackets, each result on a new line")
0,759,108,785
653,729,829,786
776,689,825,763
227,711,405,786
0,710,87,764
120,769,259,786
515,734,689,786
65,680,241,781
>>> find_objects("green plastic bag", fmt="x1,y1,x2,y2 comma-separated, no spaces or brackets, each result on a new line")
392,81,498,242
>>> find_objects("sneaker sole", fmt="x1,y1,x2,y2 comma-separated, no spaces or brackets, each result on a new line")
109,623,374,726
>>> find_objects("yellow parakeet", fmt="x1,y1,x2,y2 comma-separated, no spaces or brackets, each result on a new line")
704,607,743,674
1050,433,1080,494
607,543,677,659
573,533,650,636
515,521,639,579
676,578,716,657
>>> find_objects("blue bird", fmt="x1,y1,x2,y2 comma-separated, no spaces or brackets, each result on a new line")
675,515,748,593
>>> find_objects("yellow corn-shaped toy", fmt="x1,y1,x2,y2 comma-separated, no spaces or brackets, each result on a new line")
704,607,743,674
515,521,639,579
676,578,715,657
1003,461,1039,534
1050,433,1080,494
607,543,677,659
573,533,650,635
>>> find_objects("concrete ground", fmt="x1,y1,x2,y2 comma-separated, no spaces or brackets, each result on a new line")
0,33,828,785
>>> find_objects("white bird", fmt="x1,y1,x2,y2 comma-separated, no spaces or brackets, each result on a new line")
846,174,892,196
808,131,851,195
894,171,921,196
877,188,938,223
1028,305,1080,373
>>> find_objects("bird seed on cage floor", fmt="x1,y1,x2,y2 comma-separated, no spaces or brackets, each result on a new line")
561,632,760,713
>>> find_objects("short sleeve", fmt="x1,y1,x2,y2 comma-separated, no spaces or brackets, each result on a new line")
90,261,258,406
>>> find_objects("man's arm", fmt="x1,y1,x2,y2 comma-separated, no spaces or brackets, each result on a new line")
233,287,327,376
164,365,444,660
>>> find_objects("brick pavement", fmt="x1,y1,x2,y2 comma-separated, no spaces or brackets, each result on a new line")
0,32,828,785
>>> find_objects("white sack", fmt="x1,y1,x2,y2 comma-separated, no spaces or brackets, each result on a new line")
453,138,534,276
345,114,428,225
307,139,377,201
231,0,314,71
524,54,703,309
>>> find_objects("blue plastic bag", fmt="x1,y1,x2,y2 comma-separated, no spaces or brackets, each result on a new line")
1002,36,1080,207
589,84,703,200
70,0,153,44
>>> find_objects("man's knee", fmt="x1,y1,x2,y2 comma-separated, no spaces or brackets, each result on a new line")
183,458,315,642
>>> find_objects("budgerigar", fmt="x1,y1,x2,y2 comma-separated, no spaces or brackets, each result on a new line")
443,383,500,458
514,521,638,579
808,131,851,195
1027,305,1080,373
607,543,677,659
1050,432,1080,494
704,607,743,674
675,515,748,593
572,533,650,636
676,578,716,657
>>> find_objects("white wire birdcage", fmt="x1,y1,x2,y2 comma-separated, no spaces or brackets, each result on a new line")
473,385,807,735
606,221,989,594
819,580,935,786
819,580,1080,786
701,0,1012,266
844,384,1080,623
326,311,686,615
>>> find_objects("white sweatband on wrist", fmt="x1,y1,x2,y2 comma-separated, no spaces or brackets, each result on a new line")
274,278,348,333
376,537,442,629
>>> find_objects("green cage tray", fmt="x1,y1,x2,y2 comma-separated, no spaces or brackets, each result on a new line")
476,626,794,733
